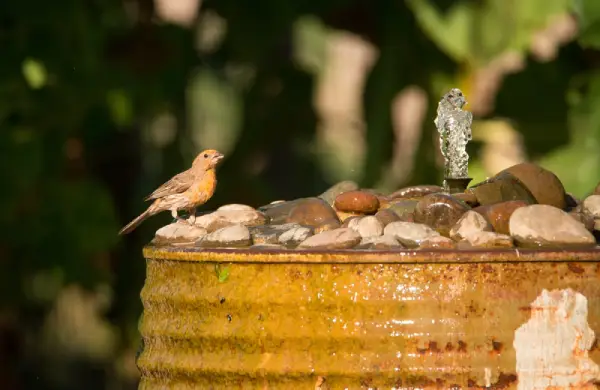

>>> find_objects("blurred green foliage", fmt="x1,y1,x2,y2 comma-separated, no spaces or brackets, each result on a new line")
1,0,600,388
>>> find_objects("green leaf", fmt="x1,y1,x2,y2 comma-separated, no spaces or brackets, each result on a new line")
214,264,231,283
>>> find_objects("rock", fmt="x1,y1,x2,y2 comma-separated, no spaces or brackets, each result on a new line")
384,221,441,248
463,231,514,248
356,235,404,250
375,209,401,226
341,216,361,228
449,210,492,241
297,228,361,250
352,216,384,238
453,191,479,207
565,193,580,210
278,225,313,248
250,243,286,250
318,180,359,205
198,224,253,248
217,204,256,212
419,236,456,249
286,198,341,231
582,195,600,218
414,193,470,236
258,199,302,224
195,207,267,232
473,200,529,235
501,162,567,209
336,210,363,223
154,221,208,244
568,210,596,232
384,199,419,221
509,205,596,248
249,223,301,245
334,190,380,214
345,217,362,231
376,195,392,209
470,171,537,206
389,185,443,199
314,221,341,234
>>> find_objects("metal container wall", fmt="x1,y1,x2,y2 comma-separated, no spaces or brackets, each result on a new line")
138,247,600,389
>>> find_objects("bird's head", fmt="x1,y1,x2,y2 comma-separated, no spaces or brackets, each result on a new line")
444,88,467,109
193,149,225,170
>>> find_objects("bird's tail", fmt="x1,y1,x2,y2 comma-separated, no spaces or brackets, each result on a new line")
119,209,151,235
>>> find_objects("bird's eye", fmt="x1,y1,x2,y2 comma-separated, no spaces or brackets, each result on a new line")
204,153,208,158
457,91,463,96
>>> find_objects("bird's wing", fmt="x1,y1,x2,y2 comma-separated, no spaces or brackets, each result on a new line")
144,169,195,201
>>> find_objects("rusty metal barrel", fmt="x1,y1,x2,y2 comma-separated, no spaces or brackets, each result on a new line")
137,246,600,389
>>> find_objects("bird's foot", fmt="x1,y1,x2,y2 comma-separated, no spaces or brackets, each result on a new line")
187,214,196,225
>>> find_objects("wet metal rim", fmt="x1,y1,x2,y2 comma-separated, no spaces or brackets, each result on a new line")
143,245,600,264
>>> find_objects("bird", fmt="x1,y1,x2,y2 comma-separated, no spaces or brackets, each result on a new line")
119,149,224,235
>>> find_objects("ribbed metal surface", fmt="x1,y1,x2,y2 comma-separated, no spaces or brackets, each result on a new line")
138,248,600,389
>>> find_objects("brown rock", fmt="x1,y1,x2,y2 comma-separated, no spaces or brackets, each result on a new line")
419,236,456,249
501,162,567,209
414,193,470,236
384,199,419,222
318,180,359,205
470,171,537,206
453,191,479,207
313,220,341,234
259,199,303,224
375,209,401,226
334,190,380,214
287,198,340,229
473,200,529,235
389,185,443,199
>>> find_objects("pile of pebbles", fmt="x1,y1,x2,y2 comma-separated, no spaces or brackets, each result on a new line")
151,162,600,251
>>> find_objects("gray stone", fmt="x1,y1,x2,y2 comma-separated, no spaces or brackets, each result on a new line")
351,216,384,238
194,207,267,232
198,224,252,248
249,223,301,245
582,195,600,218
449,210,492,241
278,225,313,248
383,221,441,248
356,235,404,250
154,221,208,244
509,205,596,248
297,228,361,250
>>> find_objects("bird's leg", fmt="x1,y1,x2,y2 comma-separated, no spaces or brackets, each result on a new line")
171,209,187,224
187,208,197,225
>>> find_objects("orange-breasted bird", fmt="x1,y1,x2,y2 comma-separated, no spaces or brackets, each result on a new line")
119,149,224,235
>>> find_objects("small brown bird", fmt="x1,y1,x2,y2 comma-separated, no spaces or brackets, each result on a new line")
119,149,224,235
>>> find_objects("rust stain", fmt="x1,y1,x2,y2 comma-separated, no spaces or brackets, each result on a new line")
568,263,585,274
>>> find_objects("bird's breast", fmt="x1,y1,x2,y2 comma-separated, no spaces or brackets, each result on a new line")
186,170,217,205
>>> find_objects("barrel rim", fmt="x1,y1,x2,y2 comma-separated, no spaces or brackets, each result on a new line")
143,245,600,264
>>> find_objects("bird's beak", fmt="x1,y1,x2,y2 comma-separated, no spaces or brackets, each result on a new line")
212,152,224,163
